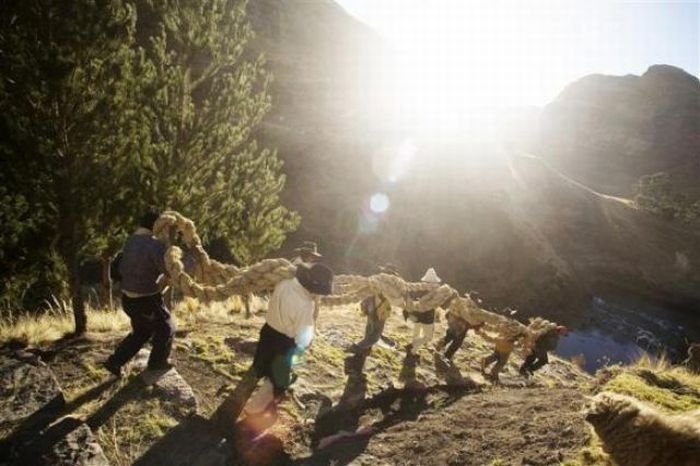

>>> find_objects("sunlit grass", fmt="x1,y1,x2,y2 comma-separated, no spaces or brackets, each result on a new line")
568,351,700,465
603,353,700,413
0,293,268,347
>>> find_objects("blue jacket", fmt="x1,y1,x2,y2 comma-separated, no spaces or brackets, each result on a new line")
119,229,167,295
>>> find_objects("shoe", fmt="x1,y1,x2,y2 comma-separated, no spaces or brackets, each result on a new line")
103,359,123,378
379,336,397,348
148,362,174,371
347,343,369,354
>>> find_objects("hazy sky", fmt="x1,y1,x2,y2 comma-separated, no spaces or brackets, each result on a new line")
335,0,699,107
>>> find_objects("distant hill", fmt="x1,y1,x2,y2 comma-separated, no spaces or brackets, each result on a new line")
245,2,700,323
537,65,700,197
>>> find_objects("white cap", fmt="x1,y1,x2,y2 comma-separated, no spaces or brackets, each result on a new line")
420,267,441,283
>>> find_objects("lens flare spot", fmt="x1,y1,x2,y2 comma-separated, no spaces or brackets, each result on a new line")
369,193,390,213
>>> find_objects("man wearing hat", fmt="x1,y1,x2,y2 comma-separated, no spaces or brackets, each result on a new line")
349,264,400,353
244,262,334,415
292,241,323,265
519,325,568,377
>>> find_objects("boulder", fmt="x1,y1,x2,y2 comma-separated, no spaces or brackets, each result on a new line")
132,350,198,414
38,417,110,466
0,353,65,424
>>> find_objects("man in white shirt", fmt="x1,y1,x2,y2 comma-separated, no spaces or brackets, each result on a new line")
244,262,334,415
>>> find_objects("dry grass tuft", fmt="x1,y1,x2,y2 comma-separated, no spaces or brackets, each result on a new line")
0,294,269,347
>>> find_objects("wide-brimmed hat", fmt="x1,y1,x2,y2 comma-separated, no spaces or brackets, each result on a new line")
294,241,322,258
420,267,441,283
378,263,400,276
296,263,334,295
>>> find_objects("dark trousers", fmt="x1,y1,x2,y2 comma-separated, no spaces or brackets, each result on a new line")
252,324,298,397
441,328,467,359
108,293,175,370
484,350,510,375
521,350,549,374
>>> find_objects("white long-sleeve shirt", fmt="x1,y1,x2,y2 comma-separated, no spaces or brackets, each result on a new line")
266,277,315,348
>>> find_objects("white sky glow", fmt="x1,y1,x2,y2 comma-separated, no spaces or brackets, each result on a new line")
337,0,699,114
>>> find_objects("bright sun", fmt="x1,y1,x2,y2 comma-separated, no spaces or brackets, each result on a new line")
357,1,592,137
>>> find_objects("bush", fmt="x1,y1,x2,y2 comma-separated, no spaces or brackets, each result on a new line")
634,172,700,223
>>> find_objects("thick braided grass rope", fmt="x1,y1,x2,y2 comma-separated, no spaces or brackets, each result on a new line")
153,211,557,344
154,211,240,286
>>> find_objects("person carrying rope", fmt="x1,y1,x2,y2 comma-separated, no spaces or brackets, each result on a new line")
104,210,175,382
481,330,526,382
519,324,568,377
404,267,442,356
348,264,400,353
436,293,487,361
243,262,334,415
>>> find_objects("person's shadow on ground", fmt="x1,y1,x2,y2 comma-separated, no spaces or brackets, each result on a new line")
1,376,140,465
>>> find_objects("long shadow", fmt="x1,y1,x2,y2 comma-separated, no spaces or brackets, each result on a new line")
293,381,474,466
0,379,116,462
85,376,146,431
289,347,474,466
135,366,292,466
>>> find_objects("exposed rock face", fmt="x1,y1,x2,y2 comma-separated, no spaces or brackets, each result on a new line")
39,417,110,466
0,353,64,424
538,65,700,196
0,355,109,466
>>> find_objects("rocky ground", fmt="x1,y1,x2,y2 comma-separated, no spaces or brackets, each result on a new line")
1,303,597,465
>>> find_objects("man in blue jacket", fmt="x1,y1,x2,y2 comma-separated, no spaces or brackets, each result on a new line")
104,211,174,379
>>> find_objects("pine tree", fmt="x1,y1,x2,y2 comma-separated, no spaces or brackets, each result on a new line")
133,0,299,262
0,0,144,332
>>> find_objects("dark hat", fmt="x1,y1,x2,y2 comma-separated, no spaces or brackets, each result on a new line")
139,210,161,231
378,263,400,276
294,241,322,258
296,263,334,295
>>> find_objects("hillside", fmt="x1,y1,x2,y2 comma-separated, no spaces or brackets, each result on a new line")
538,65,700,197
0,302,589,465
2,302,699,465
242,2,700,328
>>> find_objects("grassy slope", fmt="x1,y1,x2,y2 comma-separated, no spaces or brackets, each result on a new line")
1,300,698,465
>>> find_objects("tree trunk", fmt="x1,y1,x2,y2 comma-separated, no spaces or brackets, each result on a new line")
67,247,87,335
101,255,113,310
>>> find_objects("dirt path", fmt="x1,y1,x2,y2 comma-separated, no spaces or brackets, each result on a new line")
296,386,589,465
4,305,593,466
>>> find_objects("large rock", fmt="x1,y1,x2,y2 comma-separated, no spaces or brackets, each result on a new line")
0,353,64,424
37,417,110,466
132,350,198,414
